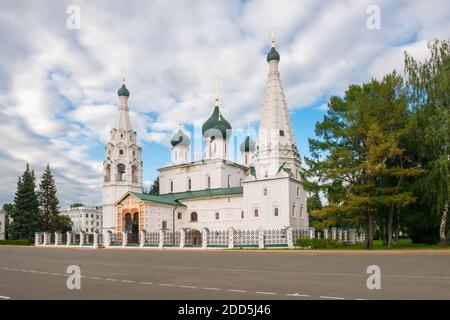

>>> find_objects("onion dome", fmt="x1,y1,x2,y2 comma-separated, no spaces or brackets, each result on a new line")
171,128,190,147
202,105,232,139
118,84,130,97
267,47,280,62
240,135,255,153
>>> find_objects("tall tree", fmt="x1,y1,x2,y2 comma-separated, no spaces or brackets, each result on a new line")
148,177,159,195
304,72,421,249
38,164,60,232
9,164,41,241
405,39,450,246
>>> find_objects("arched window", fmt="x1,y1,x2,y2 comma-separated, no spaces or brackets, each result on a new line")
297,186,299,197
227,175,231,188
274,207,279,216
241,211,244,219
190,212,198,222
188,178,192,191
131,165,138,183
245,154,248,164
254,209,258,217
300,204,303,217
119,149,124,155
117,164,126,181
215,212,219,220
170,180,173,192
292,203,296,217
104,164,111,182
263,188,268,196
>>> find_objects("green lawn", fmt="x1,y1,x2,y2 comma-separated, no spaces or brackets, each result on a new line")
333,239,446,250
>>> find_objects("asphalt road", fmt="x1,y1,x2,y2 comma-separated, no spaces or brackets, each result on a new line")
0,246,449,300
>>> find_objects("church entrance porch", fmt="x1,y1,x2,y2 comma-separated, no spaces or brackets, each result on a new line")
185,229,202,247
124,212,139,244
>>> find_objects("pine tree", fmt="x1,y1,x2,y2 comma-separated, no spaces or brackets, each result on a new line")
148,177,159,195
9,164,41,241
38,164,60,232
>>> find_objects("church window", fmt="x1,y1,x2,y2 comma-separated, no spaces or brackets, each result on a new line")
120,134,123,138
162,221,167,230
104,164,111,182
215,212,219,220
119,149,124,155
279,130,285,136
170,180,173,192
254,209,258,217
292,203,296,217
241,211,244,219
207,176,211,188
178,212,182,219
297,186,299,197
264,171,268,178
227,175,231,188
300,205,303,217
117,164,126,181
274,207,279,216
245,154,248,163
190,212,198,222
188,178,192,191
263,188,268,196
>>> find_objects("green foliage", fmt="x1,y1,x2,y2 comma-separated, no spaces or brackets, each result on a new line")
8,164,41,241
0,239,32,246
38,164,60,232
148,177,159,195
295,238,342,249
70,203,85,208
58,215,73,233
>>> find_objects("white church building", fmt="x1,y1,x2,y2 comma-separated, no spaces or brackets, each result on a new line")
102,37,309,244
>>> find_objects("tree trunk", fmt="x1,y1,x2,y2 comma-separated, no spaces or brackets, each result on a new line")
365,212,374,249
440,201,449,247
396,209,400,246
387,204,395,249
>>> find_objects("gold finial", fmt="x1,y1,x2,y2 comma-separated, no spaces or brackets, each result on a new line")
177,111,184,127
214,80,220,107
270,27,276,48
121,67,127,85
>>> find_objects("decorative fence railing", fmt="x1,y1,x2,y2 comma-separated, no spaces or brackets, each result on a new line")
35,227,365,249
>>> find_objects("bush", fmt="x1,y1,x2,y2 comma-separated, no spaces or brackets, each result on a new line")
295,238,342,249
0,240,32,246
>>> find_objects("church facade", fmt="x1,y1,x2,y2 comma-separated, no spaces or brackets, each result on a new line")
102,38,309,243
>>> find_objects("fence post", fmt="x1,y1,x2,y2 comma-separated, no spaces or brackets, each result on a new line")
323,228,329,239
202,228,208,249
338,229,343,242
180,228,186,248
286,227,293,249
331,227,337,240
309,227,315,239
139,230,145,248
43,232,48,246
34,233,39,246
258,227,265,249
228,227,234,249
93,232,99,249
122,231,128,247
79,232,84,246
54,232,60,245
159,229,164,249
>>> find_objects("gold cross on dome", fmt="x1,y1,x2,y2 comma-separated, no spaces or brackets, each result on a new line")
270,26,276,47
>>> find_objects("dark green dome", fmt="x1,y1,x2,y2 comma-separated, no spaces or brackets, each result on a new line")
266,47,280,62
202,106,232,139
171,129,190,147
118,84,130,97
240,135,255,152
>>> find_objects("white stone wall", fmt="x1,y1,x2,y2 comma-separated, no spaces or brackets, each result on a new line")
159,159,246,195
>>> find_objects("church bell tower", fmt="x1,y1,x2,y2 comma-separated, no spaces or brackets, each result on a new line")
102,79,143,234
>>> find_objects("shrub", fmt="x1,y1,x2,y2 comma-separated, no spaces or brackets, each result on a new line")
295,238,342,249
0,239,32,246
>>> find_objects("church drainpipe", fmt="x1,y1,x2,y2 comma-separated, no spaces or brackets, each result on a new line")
172,206,178,245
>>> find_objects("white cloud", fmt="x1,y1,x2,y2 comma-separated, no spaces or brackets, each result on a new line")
0,0,449,206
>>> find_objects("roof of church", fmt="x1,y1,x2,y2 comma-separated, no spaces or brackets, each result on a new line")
267,46,280,62
162,186,243,200
128,192,186,206
118,84,130,97
171,128,190,147
202,105,232,139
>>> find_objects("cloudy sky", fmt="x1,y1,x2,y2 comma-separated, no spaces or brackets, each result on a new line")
0,0,449,208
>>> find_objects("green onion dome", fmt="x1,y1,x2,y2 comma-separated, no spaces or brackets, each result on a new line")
240,135,256,153
171,128,190,147
202,106,232,139
266,47,280,62
118,84,130,97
